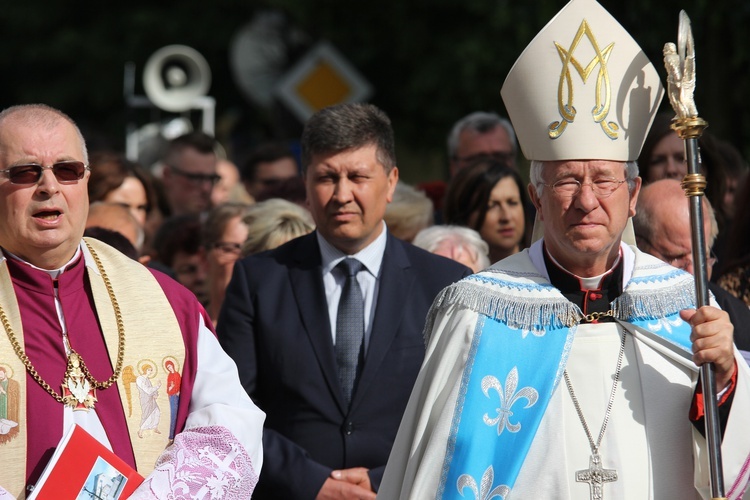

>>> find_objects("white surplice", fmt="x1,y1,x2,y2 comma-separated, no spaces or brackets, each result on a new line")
379,243,750,500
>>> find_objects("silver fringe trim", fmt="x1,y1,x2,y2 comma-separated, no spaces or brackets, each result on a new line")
613,277,696,321
424,272,699,343
424,279,579,343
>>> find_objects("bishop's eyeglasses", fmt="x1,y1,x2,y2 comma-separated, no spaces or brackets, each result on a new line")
543,177,627,198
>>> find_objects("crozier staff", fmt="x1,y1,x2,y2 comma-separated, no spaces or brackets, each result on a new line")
663,11,726,496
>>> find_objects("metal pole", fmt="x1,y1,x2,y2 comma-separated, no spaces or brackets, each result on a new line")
676,122,725,499
664,10,726,498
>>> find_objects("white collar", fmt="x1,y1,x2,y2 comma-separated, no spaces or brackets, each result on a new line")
529,239,635,290
1,244,83,279
317,221,388,278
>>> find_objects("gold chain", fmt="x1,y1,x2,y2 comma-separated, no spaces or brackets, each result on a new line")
582,309,615,323
0,241,125,403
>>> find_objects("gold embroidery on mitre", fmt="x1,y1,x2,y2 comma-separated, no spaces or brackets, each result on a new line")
548,20,619,140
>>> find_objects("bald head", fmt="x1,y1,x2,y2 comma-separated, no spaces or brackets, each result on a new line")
0,104,88,164
0,104,91,269
634,178,717,275
86,202,143,251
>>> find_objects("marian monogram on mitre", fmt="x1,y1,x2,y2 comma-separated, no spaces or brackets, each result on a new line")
549,20,618,140
501,0,664,163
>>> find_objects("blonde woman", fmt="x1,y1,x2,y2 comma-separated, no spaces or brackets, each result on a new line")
241,198,315,256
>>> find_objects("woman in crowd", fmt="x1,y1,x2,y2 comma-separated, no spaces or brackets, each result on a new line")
638,112,726,218
87,151,156,228
202,202,253,324
443,160,530,264
384,182,434,242
638,112,745,266
241,198,315,256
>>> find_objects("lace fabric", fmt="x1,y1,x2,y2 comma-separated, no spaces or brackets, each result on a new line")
130,425,258,499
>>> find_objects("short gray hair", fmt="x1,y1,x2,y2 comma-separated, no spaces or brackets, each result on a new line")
412,225,490,271
529,160,639,197
447,111,516,159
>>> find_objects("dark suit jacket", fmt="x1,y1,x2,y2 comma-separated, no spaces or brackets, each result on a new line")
709,281,750,351
217,231,471,499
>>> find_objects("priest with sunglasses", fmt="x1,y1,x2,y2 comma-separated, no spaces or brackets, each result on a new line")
0,104,265,499
380,1,750,499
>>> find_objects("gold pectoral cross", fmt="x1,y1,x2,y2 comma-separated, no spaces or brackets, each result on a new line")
61,352,98,411
576,454,617,500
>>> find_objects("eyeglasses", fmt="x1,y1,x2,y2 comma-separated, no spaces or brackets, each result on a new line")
544,178,626,198
639,236,718,271
0,161,89,185
663,251,718,271
454,151,515,167
210,241,242,256
169,165,221,186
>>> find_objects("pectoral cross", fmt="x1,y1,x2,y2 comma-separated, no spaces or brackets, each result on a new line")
61,353,98,411
575,454,617,500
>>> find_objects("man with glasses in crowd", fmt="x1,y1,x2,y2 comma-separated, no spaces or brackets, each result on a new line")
380,1,750,497
634,178,750,352
160,131,221,216
0,104,264,498
447,111,517,177
240,142,299,202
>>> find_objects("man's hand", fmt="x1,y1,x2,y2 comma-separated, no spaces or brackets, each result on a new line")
315,468,376,500
681,306,736,391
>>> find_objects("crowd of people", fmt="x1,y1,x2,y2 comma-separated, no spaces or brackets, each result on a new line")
2,0,750,498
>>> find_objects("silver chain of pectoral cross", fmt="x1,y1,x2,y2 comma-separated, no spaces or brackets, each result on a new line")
563,325,627,500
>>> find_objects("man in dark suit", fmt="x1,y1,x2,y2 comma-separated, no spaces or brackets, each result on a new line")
218,103,471,499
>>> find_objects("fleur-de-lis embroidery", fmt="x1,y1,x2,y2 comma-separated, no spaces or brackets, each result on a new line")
507,324,545,339
521,327,545,339
482,367,539,435
646,316,683,334
457,465,510,499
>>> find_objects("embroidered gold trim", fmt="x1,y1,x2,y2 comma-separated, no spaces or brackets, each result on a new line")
0,241,125,409
548,20,619,140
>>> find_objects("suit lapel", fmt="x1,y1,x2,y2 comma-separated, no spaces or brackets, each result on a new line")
352,235,413,409
289,233,348,411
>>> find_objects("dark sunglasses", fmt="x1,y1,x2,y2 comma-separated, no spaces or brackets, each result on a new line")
169,165,221,186
0,161,89,185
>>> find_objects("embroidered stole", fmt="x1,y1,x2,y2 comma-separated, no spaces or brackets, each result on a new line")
430,247,698,499
0,238,186,498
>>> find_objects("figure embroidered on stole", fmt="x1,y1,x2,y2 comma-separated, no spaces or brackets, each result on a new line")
163,356,181,440
126,359,163,439
0,363,20,443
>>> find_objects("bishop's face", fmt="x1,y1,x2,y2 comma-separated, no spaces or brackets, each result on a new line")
530,160,640,276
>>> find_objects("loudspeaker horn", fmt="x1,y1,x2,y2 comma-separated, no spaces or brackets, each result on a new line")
143,45,211,112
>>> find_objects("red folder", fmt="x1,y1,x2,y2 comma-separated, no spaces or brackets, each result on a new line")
28,424,144,500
